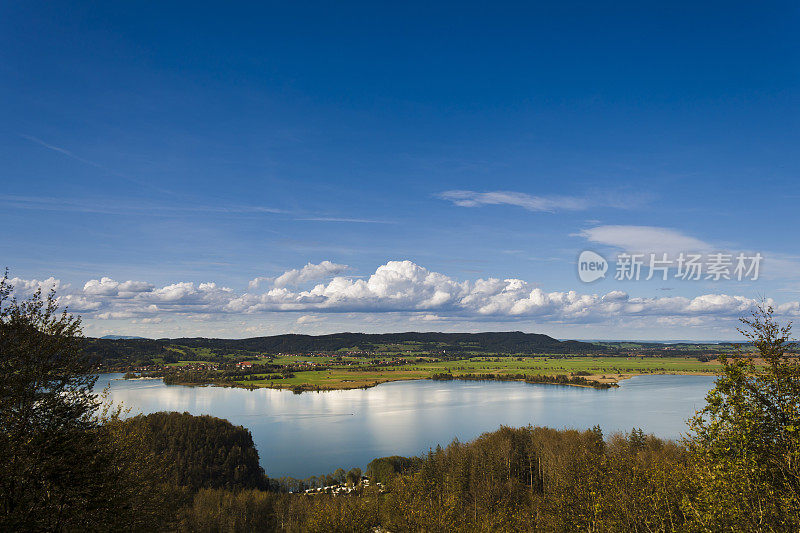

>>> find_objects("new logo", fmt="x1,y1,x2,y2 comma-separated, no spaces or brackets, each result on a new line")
578,250,607,283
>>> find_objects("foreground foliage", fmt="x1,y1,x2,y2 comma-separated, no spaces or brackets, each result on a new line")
0,274,123,530
686,305,800,530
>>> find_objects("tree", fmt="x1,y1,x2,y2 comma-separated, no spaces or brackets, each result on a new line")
686,303,800,530
333,468,346,485
119,412,268,491
181,488,277,532
0,272,168,530
346,467,362,486
0,272,107,529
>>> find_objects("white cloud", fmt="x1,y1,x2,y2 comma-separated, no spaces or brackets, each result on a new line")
438,190,648,213
84,277,154,297
58,294,104,312
96,311,138,320
248,277,271,290
439,190,589,212
141,281,232,304
6,276,66,295
578,225,711,255
296,314,325,324
133,317,163,324
413,314,446,321
8,261,800,333
273,261,349,287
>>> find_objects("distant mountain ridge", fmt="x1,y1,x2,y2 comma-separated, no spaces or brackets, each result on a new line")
100,335,149,340
87,331,602,357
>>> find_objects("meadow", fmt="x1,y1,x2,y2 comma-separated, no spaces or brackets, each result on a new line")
228,355,723,390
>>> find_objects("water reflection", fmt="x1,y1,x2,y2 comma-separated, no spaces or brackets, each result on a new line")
95,374,715,478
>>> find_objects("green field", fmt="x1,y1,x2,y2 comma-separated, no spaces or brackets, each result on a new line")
233,355,723,390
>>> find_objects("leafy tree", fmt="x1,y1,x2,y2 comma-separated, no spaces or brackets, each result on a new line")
0,273,110,529
686,304,800,530
346,467,362,486
332,468,346,485
0,273,105,528
0,273,172,531
365,455,418,484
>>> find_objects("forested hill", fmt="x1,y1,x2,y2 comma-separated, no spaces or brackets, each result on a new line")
170,332,602,354
84,331,603,367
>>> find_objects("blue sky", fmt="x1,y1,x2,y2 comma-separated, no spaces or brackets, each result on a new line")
2,1,799,340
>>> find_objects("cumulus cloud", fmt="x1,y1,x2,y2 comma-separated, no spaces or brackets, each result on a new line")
6,276,66,295
273,261,349,287
84,277,153,297
58,294,104,312
248,277,271,290
7,261,800,331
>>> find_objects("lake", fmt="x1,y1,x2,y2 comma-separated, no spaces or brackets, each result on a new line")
95,374,716,478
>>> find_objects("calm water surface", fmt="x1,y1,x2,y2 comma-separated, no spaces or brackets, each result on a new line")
95,374,715,478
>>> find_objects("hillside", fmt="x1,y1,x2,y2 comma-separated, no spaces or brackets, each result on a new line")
169,331,603,354
84,331,604,367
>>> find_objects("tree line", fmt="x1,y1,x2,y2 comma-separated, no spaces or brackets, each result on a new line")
431,371,616,389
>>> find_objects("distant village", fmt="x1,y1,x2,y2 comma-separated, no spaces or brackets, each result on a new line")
114,350,417,374
300,477,383,496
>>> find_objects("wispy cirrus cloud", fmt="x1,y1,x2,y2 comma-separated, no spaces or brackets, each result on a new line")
0,194,286,217
439,190,589,212
438,190,648,213
20,134,178,196
295,217,394,224
20,134,102,167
